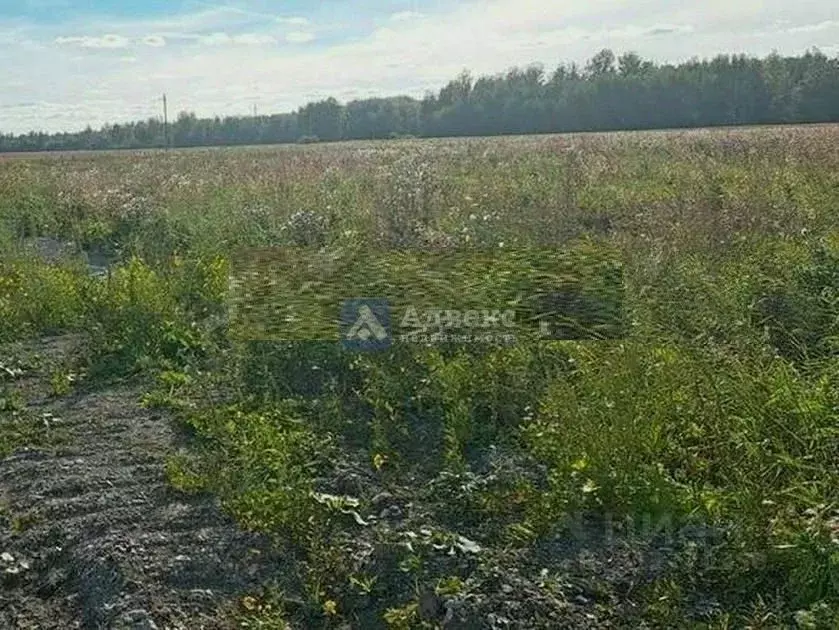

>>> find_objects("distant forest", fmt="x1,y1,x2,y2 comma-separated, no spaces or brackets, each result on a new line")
3,49,839,152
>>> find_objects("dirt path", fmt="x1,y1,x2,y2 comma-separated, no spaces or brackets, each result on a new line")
0,339,285,629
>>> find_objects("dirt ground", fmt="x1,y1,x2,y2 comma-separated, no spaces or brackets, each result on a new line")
0,337,288,629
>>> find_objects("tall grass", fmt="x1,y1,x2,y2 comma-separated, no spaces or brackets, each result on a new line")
1,126,838,627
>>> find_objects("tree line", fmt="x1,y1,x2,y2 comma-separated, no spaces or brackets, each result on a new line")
2,49,839,152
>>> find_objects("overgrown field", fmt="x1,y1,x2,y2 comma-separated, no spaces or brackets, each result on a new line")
1,126,838,628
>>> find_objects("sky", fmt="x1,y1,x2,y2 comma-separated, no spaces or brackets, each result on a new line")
1,0,838,134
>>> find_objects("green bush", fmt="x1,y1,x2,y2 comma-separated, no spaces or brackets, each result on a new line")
0,258,89,342
84,256,227,375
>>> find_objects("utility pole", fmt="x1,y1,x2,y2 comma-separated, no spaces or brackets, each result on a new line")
162,93,169,148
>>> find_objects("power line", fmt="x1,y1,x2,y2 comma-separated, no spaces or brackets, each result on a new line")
162,93,169,148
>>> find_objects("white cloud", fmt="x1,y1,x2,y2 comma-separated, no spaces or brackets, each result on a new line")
593,23,695,39
391,11,424,22
54,34,130,49
285,31,315,44
277,17,310,26
197,32,277,45
788,20,839,34
0,27,24,46
198,31,232,46
4,0,839,134
642,24,696,36
233,33,277,45
142,35,166,47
